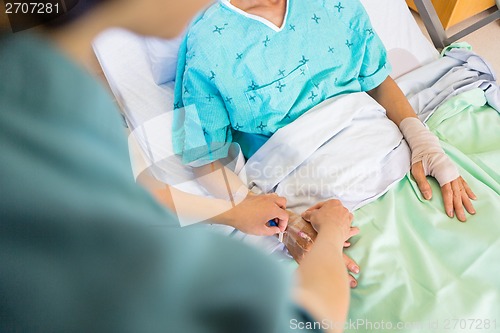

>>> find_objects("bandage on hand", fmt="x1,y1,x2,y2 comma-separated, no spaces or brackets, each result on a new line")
399,117,459,186
283,211,317,263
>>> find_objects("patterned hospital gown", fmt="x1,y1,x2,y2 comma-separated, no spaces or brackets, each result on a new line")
173,0,391,165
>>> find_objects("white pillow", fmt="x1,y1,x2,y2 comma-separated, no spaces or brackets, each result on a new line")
144,36,182,85
360,0,439,78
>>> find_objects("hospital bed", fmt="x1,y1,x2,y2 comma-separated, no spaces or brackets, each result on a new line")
93,0,500,332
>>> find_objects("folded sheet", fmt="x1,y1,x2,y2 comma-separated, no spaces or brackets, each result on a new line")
244,92,411,212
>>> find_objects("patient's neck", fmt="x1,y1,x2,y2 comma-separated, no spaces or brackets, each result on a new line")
230,0,287,28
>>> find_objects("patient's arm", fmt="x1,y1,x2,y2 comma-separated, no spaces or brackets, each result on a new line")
368,76,476,222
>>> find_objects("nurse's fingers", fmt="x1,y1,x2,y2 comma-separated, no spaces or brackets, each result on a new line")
272,207,289,232
261,226,282,236
348,227,360,239
270,194,287,210
302,201,327,214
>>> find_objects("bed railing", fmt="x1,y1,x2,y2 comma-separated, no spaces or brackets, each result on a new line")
412,0,500,49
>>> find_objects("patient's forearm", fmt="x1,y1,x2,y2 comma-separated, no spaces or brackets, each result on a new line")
193,161,248,204
295,230,349,333
367,76,417,126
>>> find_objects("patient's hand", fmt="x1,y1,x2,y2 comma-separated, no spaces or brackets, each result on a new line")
282,212,317,262
399,117,477,222
412,162,476,222
283,209,360,288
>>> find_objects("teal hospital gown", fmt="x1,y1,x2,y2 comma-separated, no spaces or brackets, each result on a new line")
173,0,391,165
0,33,321,333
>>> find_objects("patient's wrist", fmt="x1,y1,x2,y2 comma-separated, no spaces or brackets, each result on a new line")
399,117,459,185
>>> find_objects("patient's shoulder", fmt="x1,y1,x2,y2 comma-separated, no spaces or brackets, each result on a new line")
182,3,230,62
185,2,228,39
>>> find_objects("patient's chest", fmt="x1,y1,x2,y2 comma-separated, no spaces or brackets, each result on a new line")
192,0,374,135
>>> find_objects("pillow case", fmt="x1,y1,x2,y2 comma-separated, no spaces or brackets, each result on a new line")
144,36,182,85
360,0,439,78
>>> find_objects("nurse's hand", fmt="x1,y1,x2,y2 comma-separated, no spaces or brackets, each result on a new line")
285,210,360,288
219,192,288,236
411,162,476,222
301,199,355,240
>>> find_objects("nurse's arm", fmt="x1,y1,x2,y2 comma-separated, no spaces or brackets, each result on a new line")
147,178,288,235
296,200,355,333
193,161,289,234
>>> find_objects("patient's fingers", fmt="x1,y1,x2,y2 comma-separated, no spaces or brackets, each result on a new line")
461,177,477,200
461,188,476,216
343,253,360,275
411,162,433,200
441,183,454,218
451,179,466,222
348,274,358,289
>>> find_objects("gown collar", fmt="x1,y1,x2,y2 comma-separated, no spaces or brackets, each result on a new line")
220,0,290,32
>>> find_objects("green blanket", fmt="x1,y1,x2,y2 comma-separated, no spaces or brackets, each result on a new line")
346,89,500,332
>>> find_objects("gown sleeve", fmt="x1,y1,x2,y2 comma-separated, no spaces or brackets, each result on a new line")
350,0,392,91
173,34,233,167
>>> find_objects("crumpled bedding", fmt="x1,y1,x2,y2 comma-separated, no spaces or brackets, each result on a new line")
244,47,500,332
243,92,411,212
346,88,500,333
243,49,499,213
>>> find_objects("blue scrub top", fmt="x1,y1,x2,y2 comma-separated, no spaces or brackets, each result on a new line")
173,0,391,164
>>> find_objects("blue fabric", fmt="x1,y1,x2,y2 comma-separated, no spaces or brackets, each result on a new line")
173,0,391,164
